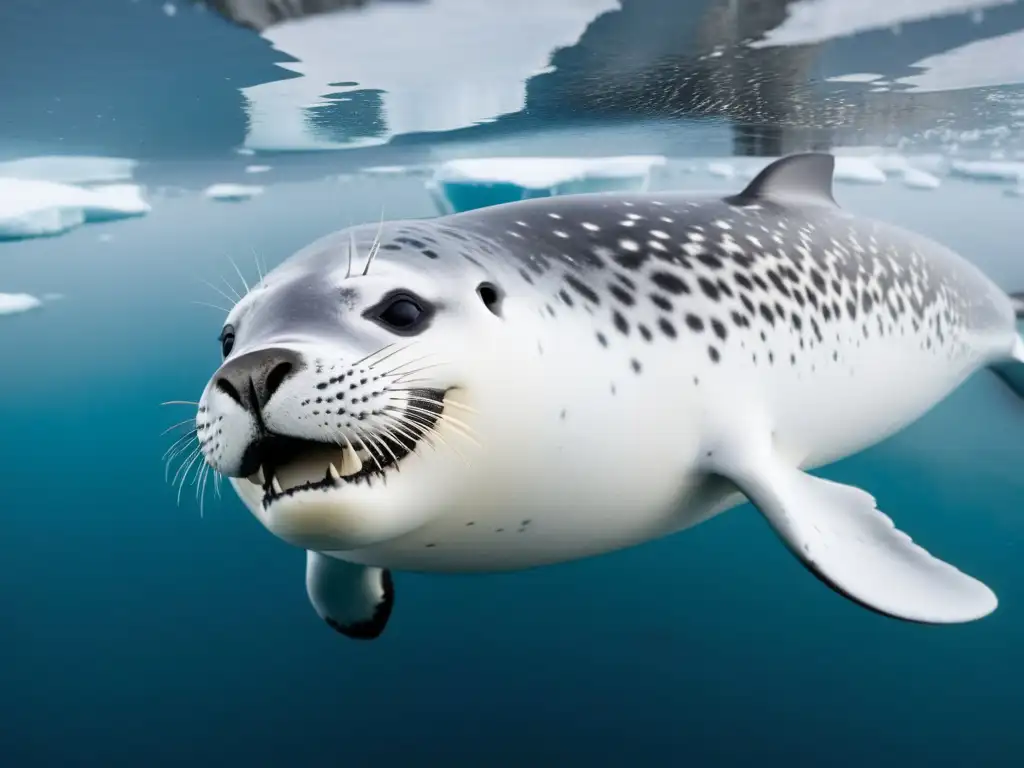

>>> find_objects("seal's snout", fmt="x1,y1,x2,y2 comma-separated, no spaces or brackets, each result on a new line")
214,347,302,415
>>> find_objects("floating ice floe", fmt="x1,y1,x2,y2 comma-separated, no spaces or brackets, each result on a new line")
429,155,666,214
902,169,941,190
825,72,885,84
361,164,435,178
949,160,1024,182
831,157,887,184
239,0,620,151
751,0,1013,48
245,165,272,174
0,293,43,316
895,28,1024,93
707,162,735,179
203,183,265,202
0,178,150,240
0,155,137,185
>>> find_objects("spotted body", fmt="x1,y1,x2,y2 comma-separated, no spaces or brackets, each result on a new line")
192,154,1024,640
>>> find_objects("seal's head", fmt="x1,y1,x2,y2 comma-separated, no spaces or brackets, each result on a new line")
195,222,508,552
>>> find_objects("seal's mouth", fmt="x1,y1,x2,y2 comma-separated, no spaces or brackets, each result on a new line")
244,388,446,508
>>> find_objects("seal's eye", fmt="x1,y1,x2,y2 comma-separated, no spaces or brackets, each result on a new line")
219,325,236,358
365,290,434,335
376,296,424,331
476,281,503,317
379,298,422,328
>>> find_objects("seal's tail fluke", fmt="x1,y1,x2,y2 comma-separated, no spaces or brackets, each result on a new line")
988,292,1024,400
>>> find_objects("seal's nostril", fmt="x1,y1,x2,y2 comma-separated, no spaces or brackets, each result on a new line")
213,347,302,413
264,361,294,402
215,377,243,406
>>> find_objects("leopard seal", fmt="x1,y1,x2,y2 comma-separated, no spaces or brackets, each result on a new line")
192,153,1024,640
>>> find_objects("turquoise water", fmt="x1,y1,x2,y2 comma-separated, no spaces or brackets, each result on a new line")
4,1,1024,766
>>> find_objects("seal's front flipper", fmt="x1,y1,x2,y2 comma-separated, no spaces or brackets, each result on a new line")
305,551,395,640
712,452,997,624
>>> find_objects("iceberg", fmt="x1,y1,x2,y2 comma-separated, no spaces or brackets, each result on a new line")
203,183,265,202
0,178,150,241
245,164,272,174
0,293,43,316
429,155,666,214
0,155,137,185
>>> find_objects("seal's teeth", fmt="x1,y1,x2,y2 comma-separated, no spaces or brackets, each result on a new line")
271,476,283,494
326,463,341,483
249,466,265,486
340,447,363,476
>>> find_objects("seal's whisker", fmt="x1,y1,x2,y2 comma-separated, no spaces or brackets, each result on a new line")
385,404,479,449
192,300,231,313
402,394,479,416
175,448,205,506
196,461,221,518
162,428,196,456
383,357,443,378
378,412,437,454
401,403,477,436
220,276,242,302
350,424,386,475
163,435,196,464
374,424,409,463
195,463,210,517
365,341,419,369
161,400,200,407
170,444,200,486
163,430,197,460
352,342,398,367
250,247,266,287
346,229,359,280
200,279,239,309
360,430,395,474
227,254,250,294
426,414,481,450
180,452,205,512
386,409,471,464
361,206,386,277
164,438,198,483
385,377,436,387
390,363,448,382
379,349,435,370
162,418,196,436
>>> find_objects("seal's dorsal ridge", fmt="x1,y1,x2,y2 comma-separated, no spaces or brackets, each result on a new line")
730,152,838,208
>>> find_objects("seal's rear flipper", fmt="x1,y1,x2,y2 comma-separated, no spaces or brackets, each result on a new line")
988,293,1024,400
305,551,395,640
709,449,997,623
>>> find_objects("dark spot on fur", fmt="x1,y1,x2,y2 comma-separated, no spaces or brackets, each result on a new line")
651,271,689,295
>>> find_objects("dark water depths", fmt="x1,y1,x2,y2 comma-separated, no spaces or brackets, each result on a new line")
2,1,1024,765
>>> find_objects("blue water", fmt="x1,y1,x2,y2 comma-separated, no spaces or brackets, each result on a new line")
4,2,1024,766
